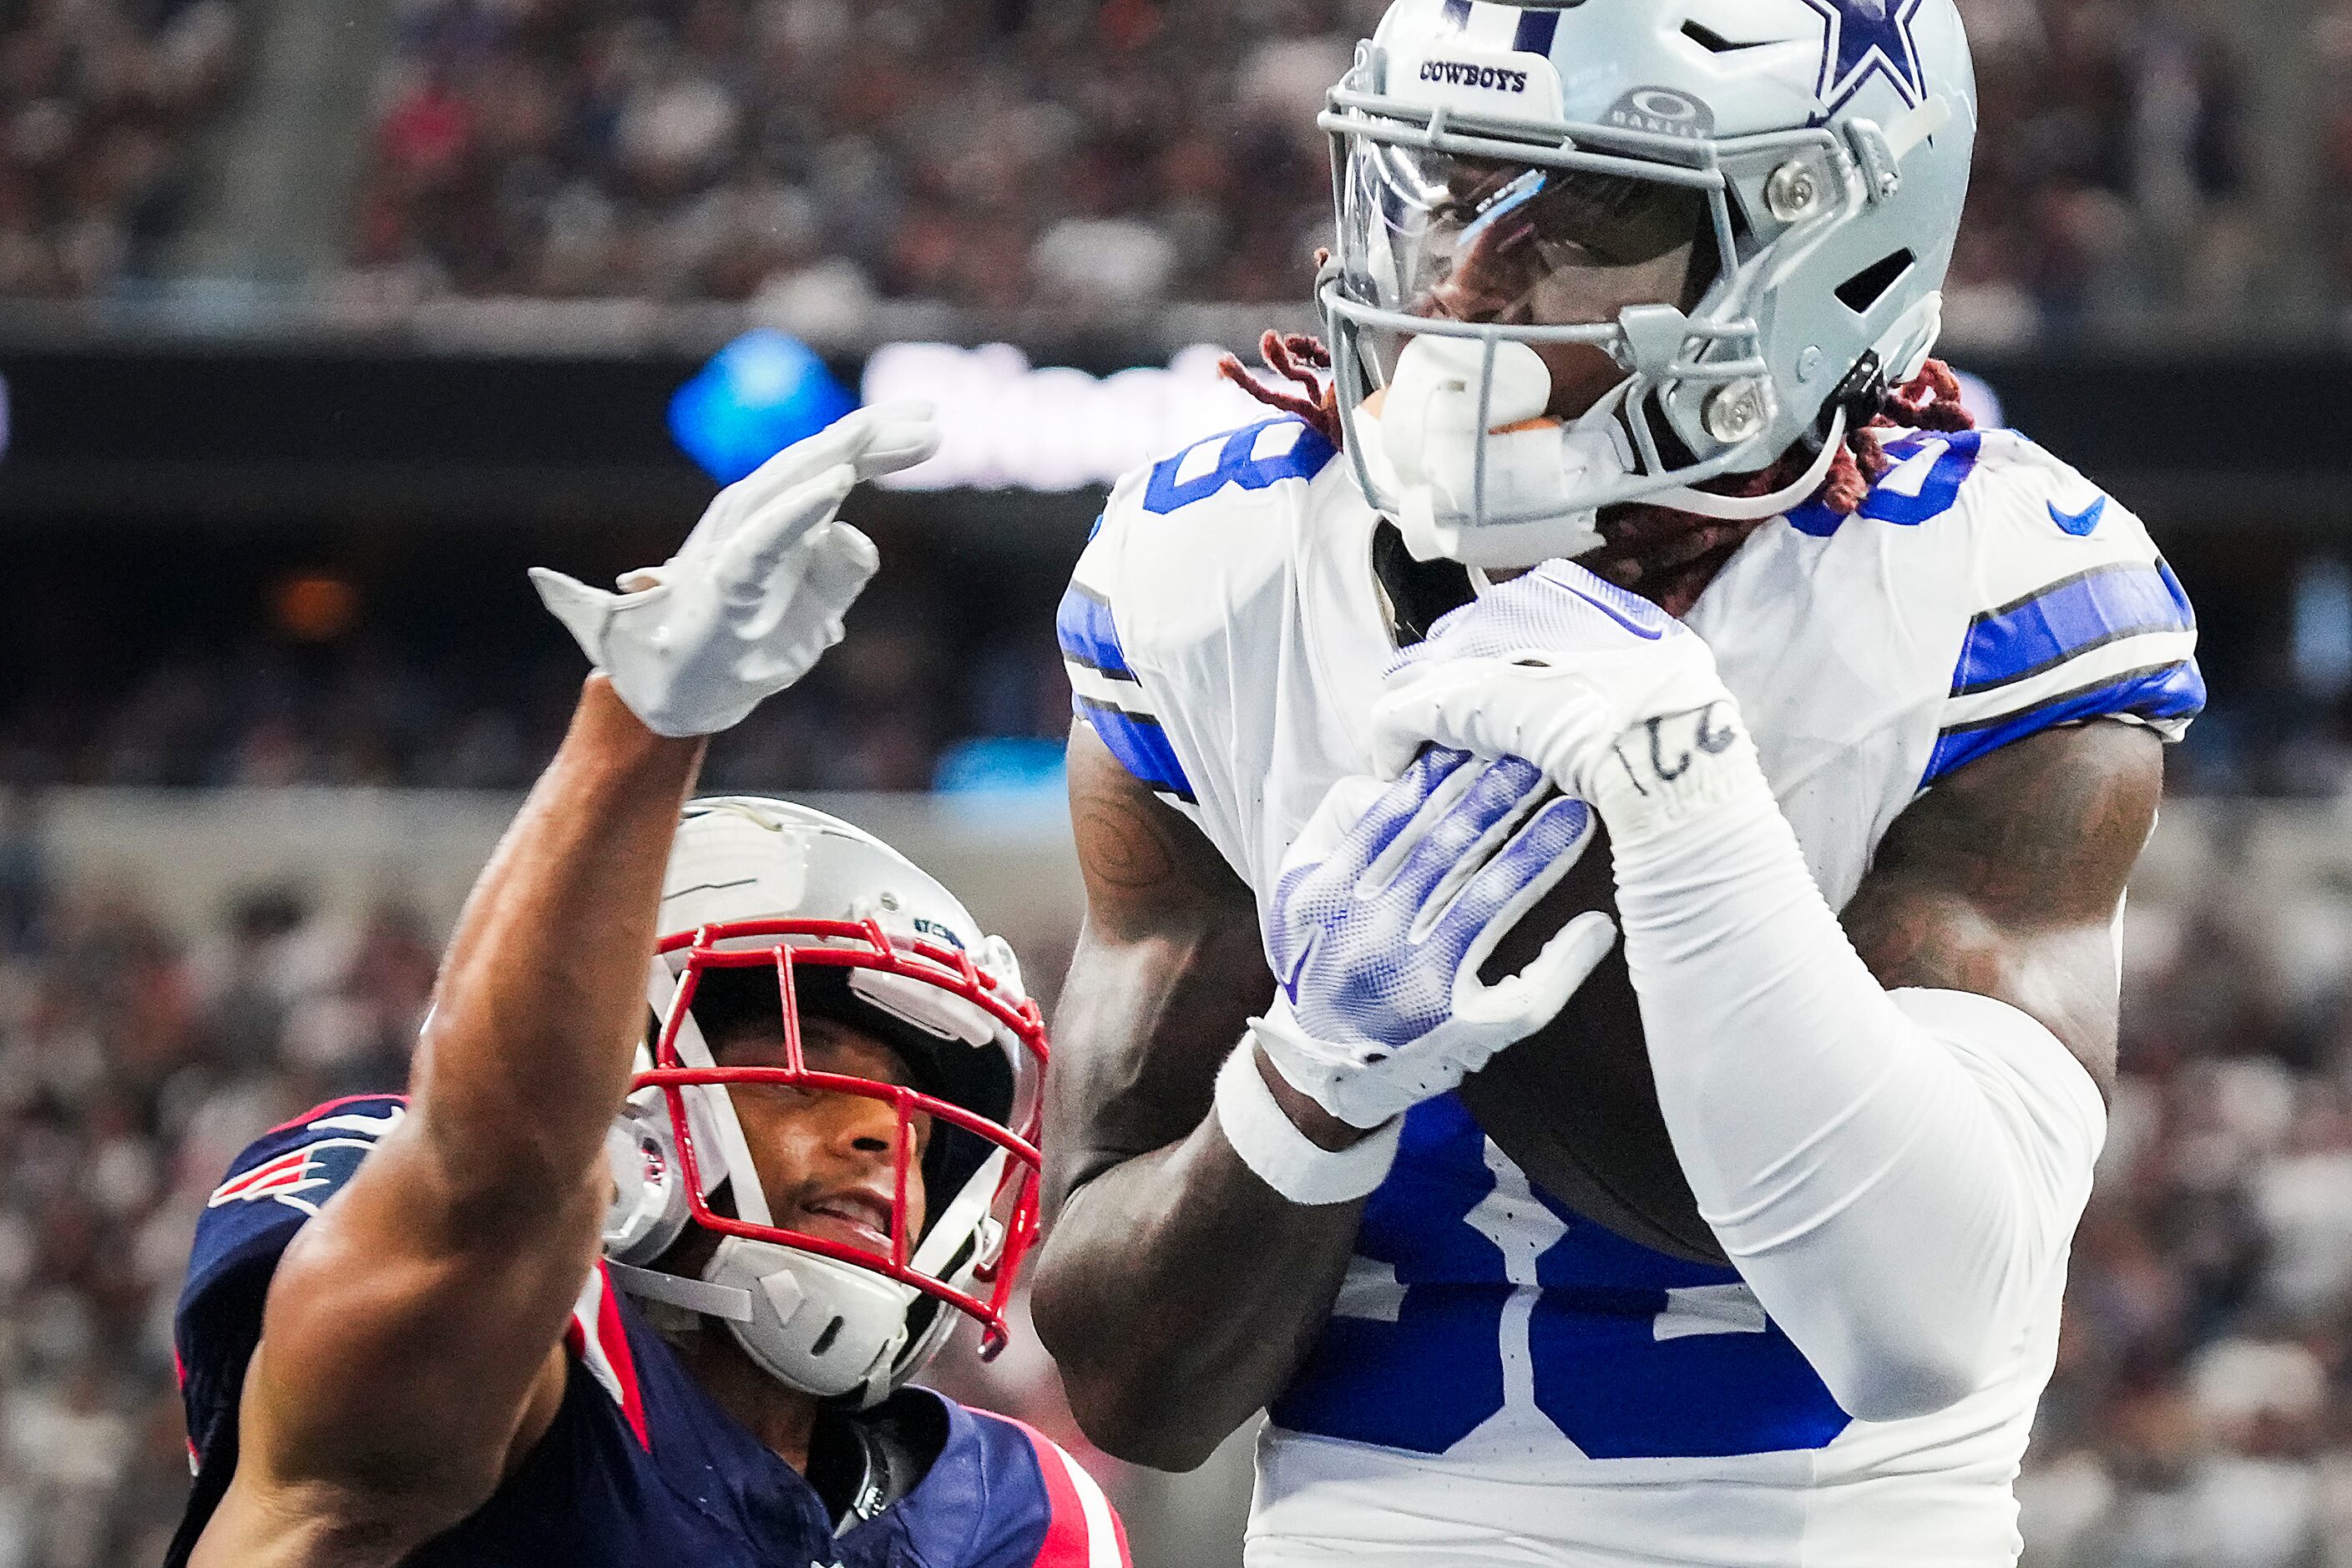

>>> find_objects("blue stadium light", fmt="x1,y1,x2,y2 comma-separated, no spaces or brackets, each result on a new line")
932,737,1068,797
669,330,857,485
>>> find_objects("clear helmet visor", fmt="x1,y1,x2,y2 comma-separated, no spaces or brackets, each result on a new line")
1339,136,1717,399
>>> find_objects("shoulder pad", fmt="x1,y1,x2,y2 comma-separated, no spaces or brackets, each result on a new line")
1777,429,2202,788
1127,416,1339,518
940,1406,1132,1568
174,1096,408,1500
1060,417,1338,806
1924,432,2203,784
187,1095,407,1296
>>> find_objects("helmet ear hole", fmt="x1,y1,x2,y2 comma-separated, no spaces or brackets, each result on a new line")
1681,19,1737,52
1837,250,1918,315
604,1103,692,1265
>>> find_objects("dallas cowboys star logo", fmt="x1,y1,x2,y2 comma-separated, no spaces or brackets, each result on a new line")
1802,0,1928,112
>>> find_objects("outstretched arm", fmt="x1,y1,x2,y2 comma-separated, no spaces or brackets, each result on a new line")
1028,729,1360,1471
193,406,933,1563
200,683,704,1563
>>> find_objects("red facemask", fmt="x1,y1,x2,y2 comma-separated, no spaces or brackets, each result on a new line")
637,916,1046,1358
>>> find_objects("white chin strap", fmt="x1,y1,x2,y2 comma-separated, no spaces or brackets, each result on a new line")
703,1237,916,1402
605,1259,754,1321
1358,336,1853,564
1651,406,1848,523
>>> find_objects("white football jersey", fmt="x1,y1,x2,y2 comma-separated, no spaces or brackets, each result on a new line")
1058,415,2201,1568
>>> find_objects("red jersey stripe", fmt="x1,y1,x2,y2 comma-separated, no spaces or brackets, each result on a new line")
989,1414,1130,1568
564,1262,650,1451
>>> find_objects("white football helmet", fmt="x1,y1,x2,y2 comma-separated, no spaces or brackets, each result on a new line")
600,797,1046,1408
1320,0,1978,566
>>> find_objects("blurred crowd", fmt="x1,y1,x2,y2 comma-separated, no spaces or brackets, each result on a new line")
346,0,2260,334
0,789,2339,1564
2020,851,2352,1568
340,0,1363,320
2320,0,2352,302
0,804,439,1565
8,0,2288,336
0,0,243,299
1955,0,2253,340
0,640,1067,793
0,542,1077,792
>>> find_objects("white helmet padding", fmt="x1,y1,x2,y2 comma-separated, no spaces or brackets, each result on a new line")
600,798,1046,1409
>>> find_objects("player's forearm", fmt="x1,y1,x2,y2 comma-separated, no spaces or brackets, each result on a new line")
1033,1119,1362,1469
407,677,706,1218
1609,776,2104,1421
1044,740,1364,1464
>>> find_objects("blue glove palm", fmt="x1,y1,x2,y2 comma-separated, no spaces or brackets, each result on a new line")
1257,749,1619,1129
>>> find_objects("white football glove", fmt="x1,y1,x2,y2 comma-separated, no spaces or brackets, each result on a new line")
1257,748,1619,1130
530,402,940,738
1371,563,1760,847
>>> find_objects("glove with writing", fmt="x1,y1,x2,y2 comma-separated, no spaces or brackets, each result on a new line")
1372,562,1760,847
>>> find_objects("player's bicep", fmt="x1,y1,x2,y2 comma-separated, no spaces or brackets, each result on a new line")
1048,723,1272,1216
1843,721,2164,1096
237,1121,595,1511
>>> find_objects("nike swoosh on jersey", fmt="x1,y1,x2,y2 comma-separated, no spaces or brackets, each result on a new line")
2048,498,2107,536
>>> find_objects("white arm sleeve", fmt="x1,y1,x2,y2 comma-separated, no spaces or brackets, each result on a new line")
1612,776,2108,1424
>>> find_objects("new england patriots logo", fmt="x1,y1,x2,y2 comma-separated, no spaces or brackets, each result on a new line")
206,1106,403,1216
208,1138,380,1216
1802,0,1928,112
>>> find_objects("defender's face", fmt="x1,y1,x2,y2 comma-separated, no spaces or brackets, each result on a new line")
711,1015,932,1254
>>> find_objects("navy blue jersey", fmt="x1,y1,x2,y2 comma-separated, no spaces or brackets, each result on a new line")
168,1096,1129,1568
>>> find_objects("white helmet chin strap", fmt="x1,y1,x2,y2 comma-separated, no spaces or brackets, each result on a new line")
702,1237,914,1401
1651,406,1849,523
604,1259,753,1320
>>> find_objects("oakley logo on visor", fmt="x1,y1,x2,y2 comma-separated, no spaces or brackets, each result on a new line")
1420,58,1531,93
1605,88,1716,139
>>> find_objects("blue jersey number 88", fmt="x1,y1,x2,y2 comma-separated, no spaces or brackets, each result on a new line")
1270,1098,1853,1460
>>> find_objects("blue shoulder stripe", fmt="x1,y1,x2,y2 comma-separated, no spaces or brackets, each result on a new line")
1055,583,1134,680
1952,560,2194,697
1073,695,1194,803
1926,660,2207,785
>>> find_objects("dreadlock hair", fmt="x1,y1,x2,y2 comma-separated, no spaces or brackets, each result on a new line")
1218,331,1976,616
1813,357,1976,514
1218,331,1346,450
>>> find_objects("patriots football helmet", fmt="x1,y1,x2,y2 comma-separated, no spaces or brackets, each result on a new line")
599,797,1046,1408
1320,0,1977,567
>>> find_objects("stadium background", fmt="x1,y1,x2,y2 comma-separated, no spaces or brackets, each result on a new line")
4,0,2352,1563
